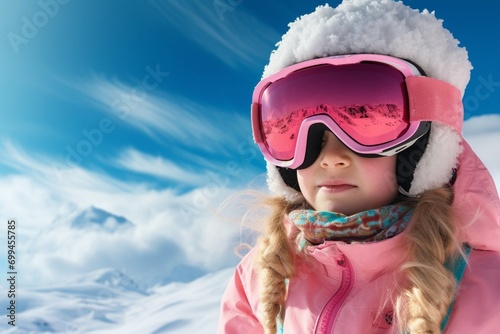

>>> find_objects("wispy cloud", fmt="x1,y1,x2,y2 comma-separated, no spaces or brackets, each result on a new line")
463,114,500,136
63,74,251,158
149,0,279,69
0,139,136,193
114,148,206,186
462,114,500,179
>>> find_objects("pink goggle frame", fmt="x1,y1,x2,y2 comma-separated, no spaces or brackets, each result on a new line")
251,54,464,169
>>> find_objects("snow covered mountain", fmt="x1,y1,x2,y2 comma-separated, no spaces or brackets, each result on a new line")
0,267,234,333
1,203,240,333
70,206,134,232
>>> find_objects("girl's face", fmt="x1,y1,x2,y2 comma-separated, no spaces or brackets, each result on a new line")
297,131,399,215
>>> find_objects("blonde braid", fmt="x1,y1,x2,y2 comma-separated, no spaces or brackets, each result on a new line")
397,187,461,333
255,197,302,334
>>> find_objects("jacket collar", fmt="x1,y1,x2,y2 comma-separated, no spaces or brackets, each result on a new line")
303,224,410,284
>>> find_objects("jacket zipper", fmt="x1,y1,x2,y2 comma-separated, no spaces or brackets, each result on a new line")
314,254,354,334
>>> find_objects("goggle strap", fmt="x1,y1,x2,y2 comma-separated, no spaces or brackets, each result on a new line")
407,76,464,134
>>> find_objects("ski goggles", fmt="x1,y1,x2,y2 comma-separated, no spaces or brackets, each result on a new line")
251,54,463,169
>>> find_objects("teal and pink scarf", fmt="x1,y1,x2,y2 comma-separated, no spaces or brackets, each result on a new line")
288,205,413,249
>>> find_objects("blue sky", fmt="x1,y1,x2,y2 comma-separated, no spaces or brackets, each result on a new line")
0,1,499,287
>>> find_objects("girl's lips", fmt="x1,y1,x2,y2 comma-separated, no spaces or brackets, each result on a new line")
318,182,356,193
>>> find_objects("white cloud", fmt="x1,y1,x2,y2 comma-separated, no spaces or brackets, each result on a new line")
114,148,206,185
0,139,140,195
462,114,500,187
462,114,500,137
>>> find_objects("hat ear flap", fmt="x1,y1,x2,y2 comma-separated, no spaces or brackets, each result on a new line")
278,167,300,191
406,123,463,196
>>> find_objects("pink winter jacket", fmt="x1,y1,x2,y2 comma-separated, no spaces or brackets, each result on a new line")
217,141,500,334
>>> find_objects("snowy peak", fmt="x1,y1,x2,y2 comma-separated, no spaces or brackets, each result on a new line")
72,267,145,294
71,206,134,231
0,267,234,333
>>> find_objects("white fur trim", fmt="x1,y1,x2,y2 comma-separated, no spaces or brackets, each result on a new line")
266,162,304,202
408,123,463,195
263,0,472,96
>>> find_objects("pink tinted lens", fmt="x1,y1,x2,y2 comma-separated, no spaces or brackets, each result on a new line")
260,63,409,161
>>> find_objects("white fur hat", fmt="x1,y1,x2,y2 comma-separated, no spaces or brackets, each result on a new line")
261,0,472,200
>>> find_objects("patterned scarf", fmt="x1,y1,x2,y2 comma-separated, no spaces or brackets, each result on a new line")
289,205,413,250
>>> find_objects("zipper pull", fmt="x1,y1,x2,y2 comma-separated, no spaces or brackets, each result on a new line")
337,254,346,267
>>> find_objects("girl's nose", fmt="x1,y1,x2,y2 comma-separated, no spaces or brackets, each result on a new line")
318,132,352,168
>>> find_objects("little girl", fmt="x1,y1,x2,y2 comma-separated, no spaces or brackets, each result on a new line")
218,1,500,333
